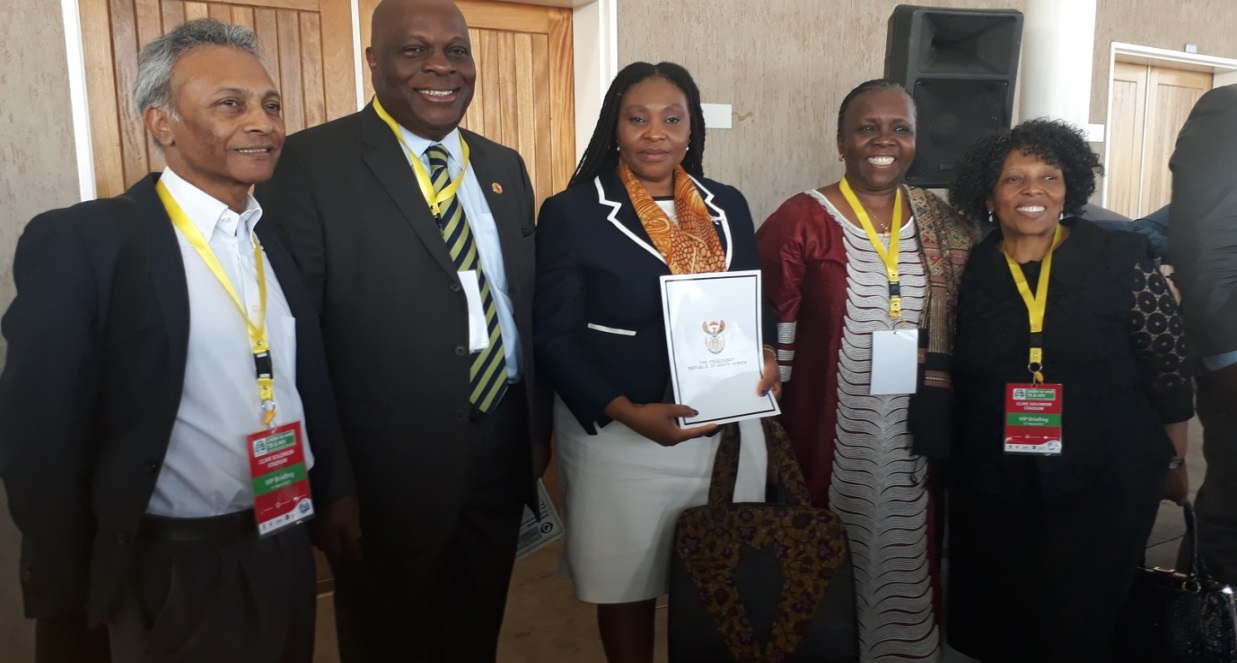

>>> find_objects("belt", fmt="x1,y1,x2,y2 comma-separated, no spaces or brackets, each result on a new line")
137,509,257,543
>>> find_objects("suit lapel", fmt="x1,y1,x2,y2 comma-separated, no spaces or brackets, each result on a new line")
124,174,190,382
595,168,666,266
360,104,459,279
467,131,529,296
687,175,734,269
595,169,734,269
255,224,311,324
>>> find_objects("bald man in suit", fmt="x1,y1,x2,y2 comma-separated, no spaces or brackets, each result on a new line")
255,1,551,660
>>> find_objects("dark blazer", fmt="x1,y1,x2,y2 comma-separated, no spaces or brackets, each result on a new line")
0,174,353,624
534,168,775,433
952,218,1192,499
253,104,551,554
1170,83,1237,358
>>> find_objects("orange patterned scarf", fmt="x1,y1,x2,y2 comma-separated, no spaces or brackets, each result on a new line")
618,162,727,274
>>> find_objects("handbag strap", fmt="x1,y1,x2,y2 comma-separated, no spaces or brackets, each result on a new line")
1183,500,1212,579
706,417,812,508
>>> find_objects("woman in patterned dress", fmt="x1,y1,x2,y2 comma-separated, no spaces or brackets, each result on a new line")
946,119,1193,662
756,79,977,662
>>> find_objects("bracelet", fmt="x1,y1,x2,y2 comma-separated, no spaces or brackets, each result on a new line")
762,345,777,357
1168,459,1185,470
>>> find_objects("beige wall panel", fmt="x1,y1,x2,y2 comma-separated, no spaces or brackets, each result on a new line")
0,0,81,658
1106,63,1146,218
1092,0,1237,127
617,0,1026,223
1140,67,1212,215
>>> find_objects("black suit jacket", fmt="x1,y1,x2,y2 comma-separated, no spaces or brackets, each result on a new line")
1170,84,1237,358
534,169,775,433
254,104,551,555
0,174,353,624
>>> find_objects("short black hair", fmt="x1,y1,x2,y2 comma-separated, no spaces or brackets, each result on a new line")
836,79,912,143
948,118,1103,224
568,61,705,189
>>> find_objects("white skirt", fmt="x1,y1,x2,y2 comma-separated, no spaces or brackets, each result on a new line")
555,396,768,604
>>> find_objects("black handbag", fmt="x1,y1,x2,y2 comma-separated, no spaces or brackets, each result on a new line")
1116,501,1237,662
668,417,858,662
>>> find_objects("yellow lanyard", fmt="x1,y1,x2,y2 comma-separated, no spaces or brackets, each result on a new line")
157,180,277,426
372,96,471,218
839,177,904,318
1003,224,1064,384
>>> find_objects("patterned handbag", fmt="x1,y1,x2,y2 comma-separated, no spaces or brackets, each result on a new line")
668,417,858,662
1115,501,1237,662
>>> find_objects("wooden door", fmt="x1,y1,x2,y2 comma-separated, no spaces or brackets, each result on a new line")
1107,62,1212,218
358,0,575,214
80,0,358,198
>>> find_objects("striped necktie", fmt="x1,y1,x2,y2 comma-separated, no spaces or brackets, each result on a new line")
426,143,508,413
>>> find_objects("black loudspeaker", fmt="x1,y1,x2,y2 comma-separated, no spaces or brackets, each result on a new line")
884,6,1024,188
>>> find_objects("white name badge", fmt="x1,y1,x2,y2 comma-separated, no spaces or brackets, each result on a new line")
459,270,491,352
869,328,919,395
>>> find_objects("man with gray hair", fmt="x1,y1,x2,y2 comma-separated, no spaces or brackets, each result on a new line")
0,18,354,662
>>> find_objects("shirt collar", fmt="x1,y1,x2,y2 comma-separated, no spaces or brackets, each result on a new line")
398,126,464,165
159,167,263,241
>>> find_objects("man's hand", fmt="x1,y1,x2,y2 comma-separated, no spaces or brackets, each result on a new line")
314,495,362,561
604,396,716,447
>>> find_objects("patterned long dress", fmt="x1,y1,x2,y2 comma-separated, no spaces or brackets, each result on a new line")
757,189,939,662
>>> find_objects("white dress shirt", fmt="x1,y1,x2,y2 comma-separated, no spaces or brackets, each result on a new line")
396,126,523,379
146,168,314,518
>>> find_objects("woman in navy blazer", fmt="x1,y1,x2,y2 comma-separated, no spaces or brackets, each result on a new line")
534,62,778,662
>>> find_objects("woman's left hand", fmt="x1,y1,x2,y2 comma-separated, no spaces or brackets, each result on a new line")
1164,465,1189,506
758,346,782,400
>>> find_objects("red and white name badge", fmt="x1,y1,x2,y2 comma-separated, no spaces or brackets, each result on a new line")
1004,383,1063,455
247,421,315,537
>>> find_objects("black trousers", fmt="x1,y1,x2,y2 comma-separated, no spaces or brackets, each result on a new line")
330,388,529,663
948,462,1165,663
107,516,316,663
1180,375,1237,584
35,610,110,663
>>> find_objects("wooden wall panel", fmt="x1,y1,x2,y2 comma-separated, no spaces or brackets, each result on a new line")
299,12,327,128
547,9,573,193
253,8,281,90
276,10,305,134
183,1,207,20
161,1,184,30
1141,68,1212,215
83,0,360,196
109,0,146,186
81,0,125,196
318,0,357,119
1106,63,1146,218
231,5,254,29
531,34,552,211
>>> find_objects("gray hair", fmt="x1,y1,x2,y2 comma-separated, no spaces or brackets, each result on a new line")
132,18,265,118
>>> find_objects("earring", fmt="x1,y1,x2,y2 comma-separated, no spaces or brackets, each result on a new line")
987,211,995,225
686,145,691,152
1059,209,1065,221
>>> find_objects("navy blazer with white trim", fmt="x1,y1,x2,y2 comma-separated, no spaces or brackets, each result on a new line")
534,168,774,432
